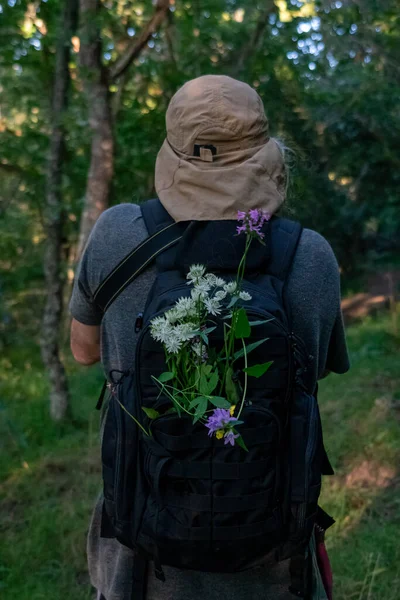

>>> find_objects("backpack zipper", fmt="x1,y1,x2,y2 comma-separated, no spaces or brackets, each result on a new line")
304,395,319,499
135,312,144,333
112,386,123,522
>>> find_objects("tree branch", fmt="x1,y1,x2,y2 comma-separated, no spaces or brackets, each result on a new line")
110,0,170,81
0,162,27,175
234,1,276,76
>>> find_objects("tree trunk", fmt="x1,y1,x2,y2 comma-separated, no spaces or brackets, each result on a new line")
41,0,78,422
234,2,276,76
76,0,170,260
76,0,114,261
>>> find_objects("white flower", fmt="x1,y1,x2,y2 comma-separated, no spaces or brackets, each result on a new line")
214,289,227,301
187,264,206,285
239,291,252,302
165,336,182,354
191,341,208,360
205,273,226,288
150,317,173,343
195,277,211,294
174,296,197,319
191,288,203,301
174,322,197,342
165,308,179,324
203,297,222,316
151,315,165,329
224,281,237,295
191,342,202,357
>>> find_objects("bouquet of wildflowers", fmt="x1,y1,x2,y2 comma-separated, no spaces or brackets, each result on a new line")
133,209,273,450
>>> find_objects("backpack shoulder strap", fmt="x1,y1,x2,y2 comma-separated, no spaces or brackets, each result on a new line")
267,217,303,323
93,200,185,314
268,217,303,282
141,197,174,235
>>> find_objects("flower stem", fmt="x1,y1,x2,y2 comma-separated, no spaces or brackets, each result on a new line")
159,383,194,417
237,338,248,419
115,397,151,437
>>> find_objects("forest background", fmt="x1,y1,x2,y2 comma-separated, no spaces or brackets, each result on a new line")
1,1,399,599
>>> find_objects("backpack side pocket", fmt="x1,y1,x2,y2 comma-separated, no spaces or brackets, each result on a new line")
280,391,324,559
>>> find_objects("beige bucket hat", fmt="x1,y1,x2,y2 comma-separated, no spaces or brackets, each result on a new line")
155,75,286,222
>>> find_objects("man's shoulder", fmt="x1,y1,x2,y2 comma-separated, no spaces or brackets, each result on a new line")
300,227,336,255
295,226,340,280
97,202,143,226
83,203,149,280
92,203,148,245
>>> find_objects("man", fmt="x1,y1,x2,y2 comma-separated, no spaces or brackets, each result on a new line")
70,75,349,600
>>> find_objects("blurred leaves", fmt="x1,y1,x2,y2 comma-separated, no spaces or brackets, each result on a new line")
1,0,399,332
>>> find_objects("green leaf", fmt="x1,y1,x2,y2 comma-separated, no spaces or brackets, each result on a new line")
207,370,219,395
199,369,219,395
157,371,174,383
243,361,273,378
200,332,209,345
189,395,206,409
203,364,213,376
170,395,182,417
203,326,217,335
227,295,239,309
249,318,273,327
209,396,231,409
225,367,239,404
233,338,269,361
193,396,208,423
199,370,219,396
141,407,160,420
199,372,208,395
235,434,249,452
235,308,251,339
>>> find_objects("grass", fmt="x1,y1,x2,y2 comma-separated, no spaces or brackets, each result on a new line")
1,311,399,599
319,314,400,600
0,343,103,600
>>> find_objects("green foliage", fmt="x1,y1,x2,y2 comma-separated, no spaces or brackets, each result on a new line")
1,0,399,298
319,312,400,599
233,338,269,361
199,369,219,396
141,406,160,420
157,371,174,383
243,361,273,378
225,366,239,405
0,1,399,595
234,308,251,339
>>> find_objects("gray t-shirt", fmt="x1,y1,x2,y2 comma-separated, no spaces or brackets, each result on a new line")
70,203,349,600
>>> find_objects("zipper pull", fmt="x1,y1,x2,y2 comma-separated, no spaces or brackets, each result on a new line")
96,380,107,410
135,312,144,333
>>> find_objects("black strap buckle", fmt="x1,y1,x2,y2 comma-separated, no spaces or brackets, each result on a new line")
193,143,217,157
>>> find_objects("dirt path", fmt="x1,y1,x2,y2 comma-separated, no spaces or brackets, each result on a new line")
341,270,399,324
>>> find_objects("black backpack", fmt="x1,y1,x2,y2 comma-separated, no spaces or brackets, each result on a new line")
94,199,333,588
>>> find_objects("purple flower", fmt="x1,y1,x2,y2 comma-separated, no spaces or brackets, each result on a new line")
236,224,247,235
224,430,240,446
249,209,261,222
205,408,237,436
236,209,271,240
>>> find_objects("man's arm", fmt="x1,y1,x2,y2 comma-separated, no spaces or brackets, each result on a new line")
70,318,101,365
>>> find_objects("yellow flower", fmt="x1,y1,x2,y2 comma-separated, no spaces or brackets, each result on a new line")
230,405,236,416
216,429,224,440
